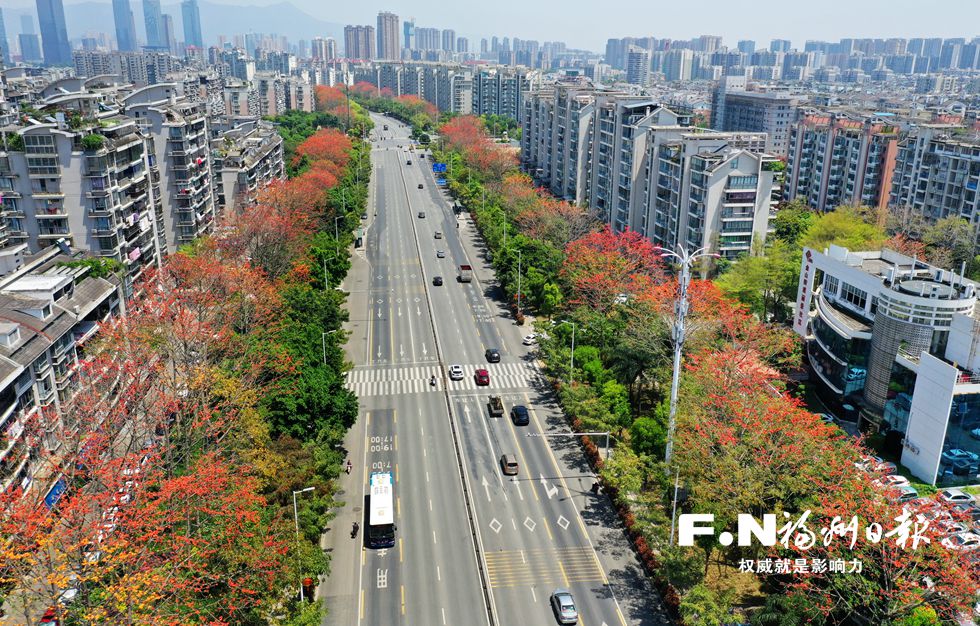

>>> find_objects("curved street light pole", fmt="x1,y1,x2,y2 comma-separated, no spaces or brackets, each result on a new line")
292,486,315,601
657,245,719,471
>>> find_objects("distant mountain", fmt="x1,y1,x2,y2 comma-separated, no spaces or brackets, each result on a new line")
4,0,344,47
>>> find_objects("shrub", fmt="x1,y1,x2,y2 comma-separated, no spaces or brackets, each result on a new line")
81,133,105,151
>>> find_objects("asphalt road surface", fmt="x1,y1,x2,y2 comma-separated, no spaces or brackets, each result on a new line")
321,113,668,626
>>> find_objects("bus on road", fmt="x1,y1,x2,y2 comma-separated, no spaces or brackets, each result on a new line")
367,472,396,548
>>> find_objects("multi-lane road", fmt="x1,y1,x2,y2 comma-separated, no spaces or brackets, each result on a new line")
321,113,667,626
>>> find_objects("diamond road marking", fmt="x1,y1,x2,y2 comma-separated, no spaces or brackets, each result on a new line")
523,517,537,532
556,515,570,530
489,518,502,534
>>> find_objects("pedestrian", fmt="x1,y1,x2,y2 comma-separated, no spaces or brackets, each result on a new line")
351,522,359,538
345,459,352,475
591,481,600,495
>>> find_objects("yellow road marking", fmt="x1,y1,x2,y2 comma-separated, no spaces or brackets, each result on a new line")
401,585,406,615
558,561,570,587
543,516,554,541
399,537,403,563
359,588,364,619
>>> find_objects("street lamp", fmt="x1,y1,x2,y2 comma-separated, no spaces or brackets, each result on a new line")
292,486,315,602
334,215,345,255
322,329,341,366
516,249,523,314
554,320,577,386
656,245,720,470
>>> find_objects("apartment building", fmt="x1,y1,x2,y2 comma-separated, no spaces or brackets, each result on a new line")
344,25,376,61
211,119,285,216
351,62,473,115
0,245,122,504
794,244,980,487
711,76,801,155
521,87,777,257
123,84,215,254
890,125,980,229
786,109,900,211
472,67,531,120
520,81,595,205
376,12,400,61
0,104,163,291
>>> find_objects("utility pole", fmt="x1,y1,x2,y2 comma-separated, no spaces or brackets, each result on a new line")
516,249,522,314
658,246,719,470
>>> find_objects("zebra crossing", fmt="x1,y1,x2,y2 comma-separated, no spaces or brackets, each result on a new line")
344,362,541,397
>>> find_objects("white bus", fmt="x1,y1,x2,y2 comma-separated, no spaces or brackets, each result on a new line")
367,472,395,548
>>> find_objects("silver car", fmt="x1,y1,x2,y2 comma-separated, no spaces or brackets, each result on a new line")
448,364,464,381
550,589,577,624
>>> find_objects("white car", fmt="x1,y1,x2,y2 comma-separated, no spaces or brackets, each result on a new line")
874,474,910,488
943,448,980,464
939,488,976,505
448,364,464,381
941,531,980,551
522,333,537,346
436,250,446,258
971,428,980,440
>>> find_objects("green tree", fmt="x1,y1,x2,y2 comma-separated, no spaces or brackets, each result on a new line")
922,216,976,268
772,201,815,245
540,282,563,317
714,240,799,322
800,205,885,251
750,593,823,626
895,606,940,626
629,415,666,457
679,584,733,626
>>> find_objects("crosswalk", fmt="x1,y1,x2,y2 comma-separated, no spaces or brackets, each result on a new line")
345,362,541,397
485,546,606,589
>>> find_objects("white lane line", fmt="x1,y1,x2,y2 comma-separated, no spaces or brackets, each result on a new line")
442,608,447,625
530,588,537,603
437,565,441,581
426,471,430,483
520,550,526,564
432,530,438,544
511,518,517,530
429,498,433,511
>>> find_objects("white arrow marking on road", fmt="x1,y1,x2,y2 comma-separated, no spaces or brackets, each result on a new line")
416,306,421,316
481,475,491,502
377,308,382,319
463,404,471,423
377,348,382,359
539,475,559,499
421,343,428,356
397,307,402,317
399,344,405,358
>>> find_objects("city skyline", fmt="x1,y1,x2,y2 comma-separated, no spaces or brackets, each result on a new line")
2,0,979,53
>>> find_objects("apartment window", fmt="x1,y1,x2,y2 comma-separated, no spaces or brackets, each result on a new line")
824,275,839,296
839,282,867,310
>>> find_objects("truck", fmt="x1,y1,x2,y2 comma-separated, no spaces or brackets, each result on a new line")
458,264,473,283
487,395,504,418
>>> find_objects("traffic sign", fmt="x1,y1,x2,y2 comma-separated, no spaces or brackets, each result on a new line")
437,178,446,185
432,163,447,173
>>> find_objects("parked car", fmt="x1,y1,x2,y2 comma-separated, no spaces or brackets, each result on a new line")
886,485,919,503
874,474,911,488
970,427,980,440
939,489,976,505
952,502,980,523
522,333,538,346
943,448,980,465
817,413,836,425
941,531,980,551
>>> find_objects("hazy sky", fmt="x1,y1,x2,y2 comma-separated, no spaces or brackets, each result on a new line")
221,0,980,51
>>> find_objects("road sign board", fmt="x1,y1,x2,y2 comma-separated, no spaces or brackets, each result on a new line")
432,163,447,173
437,178,446,185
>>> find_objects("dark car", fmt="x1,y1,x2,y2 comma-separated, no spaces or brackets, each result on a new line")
953,502,980,523
418,183,424,189
418,211,425,218
407,160,412,165
485,348,501,363
511,405,529,426
475,369,490,386
433,276,443,286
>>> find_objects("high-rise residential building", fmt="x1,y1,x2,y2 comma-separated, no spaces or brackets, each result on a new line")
695,35,722,53
625,48,650,86
480,38,488,54
737,40,755,55
21,15,35,35
325,38,337,60
211,120,285,216
161,14,176,54
344,25,375,60
142,0,164,49
181,0,203,48
770,38,792,52
472,67,529,120
19,34,43,63
311,37,326,61
415,27,440,51
793,243,980,487
890,124,980,229
35,0,72,66
456,37,468,54
123,84,215,253
402,18,415,50
0,9,8,65
711,76,801,155
441,29,455,53
376,11,399,60
663,48,693,81
786,109,899,212
112,0,138,52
